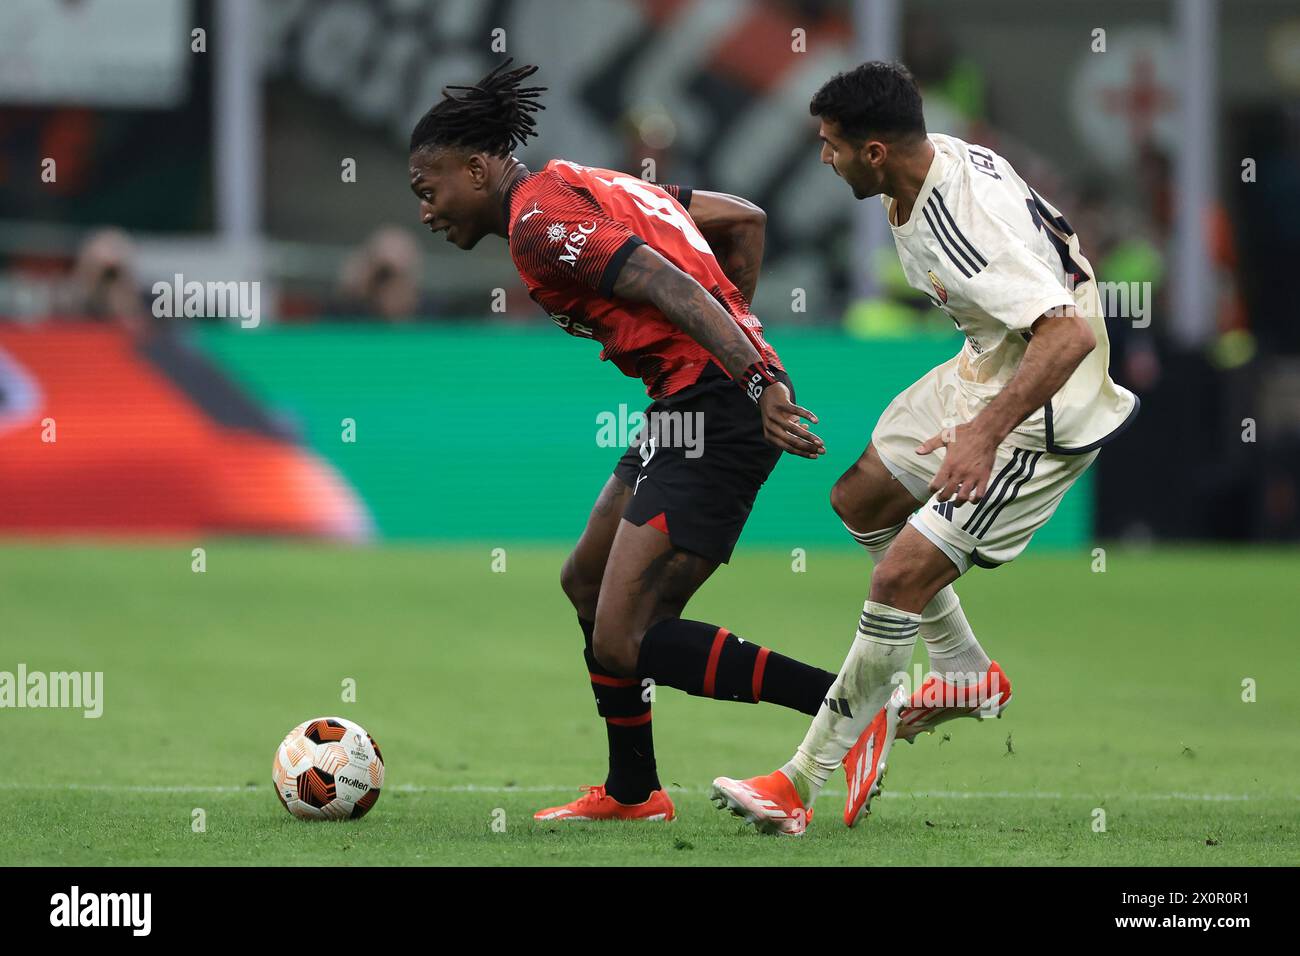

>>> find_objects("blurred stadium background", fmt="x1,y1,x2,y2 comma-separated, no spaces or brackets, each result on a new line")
4,0,1300,869
2,0,1297,547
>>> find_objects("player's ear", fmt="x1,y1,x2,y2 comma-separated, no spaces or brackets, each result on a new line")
466,153,490,190
863,139,887,169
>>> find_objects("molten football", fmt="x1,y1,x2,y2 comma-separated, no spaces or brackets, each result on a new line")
272,717,385,821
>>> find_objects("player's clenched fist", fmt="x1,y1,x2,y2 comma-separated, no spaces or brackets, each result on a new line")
916,422,997,503
759,383,825,459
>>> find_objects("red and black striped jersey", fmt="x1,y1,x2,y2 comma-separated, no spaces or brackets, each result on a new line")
506,159,781,398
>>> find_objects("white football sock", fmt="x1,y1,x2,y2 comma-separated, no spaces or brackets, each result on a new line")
783,600,919,804
844,520,991,686
843,520,902,565
918,584,990,683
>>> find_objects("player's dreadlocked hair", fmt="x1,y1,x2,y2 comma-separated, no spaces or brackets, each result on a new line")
409,59,547,157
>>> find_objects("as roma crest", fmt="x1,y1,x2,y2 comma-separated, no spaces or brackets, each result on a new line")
927,270,948,304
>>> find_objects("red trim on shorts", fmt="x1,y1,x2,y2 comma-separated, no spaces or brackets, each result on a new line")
589,672,638,688
702,627,729,697
751,646,771,702
606,711,652,727
647,512,670,535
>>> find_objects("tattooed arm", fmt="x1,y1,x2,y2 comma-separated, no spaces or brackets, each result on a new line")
613,243,760,382
682,190,766,304
612,243,824,458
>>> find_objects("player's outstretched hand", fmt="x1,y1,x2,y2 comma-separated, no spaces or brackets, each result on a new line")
916,422,997,503
759,383,825,459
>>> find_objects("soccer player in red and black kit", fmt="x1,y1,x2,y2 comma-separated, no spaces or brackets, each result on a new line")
408,61,836,822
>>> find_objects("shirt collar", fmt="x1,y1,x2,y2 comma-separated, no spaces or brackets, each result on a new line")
887,137,946,238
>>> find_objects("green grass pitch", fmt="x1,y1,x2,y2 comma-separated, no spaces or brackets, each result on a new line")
2,542,1297,866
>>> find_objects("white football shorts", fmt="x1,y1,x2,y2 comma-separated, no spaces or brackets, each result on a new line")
871,363,1097,574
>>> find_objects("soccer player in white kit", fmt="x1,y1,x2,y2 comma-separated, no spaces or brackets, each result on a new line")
711,61,1139,835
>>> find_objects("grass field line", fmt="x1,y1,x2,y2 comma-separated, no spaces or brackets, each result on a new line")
2,782,1286,802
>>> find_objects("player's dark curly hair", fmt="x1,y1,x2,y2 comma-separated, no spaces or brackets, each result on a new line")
409,59,547,157
809,61,926,142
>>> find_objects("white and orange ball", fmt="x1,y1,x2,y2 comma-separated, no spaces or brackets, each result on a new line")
272,717,385,821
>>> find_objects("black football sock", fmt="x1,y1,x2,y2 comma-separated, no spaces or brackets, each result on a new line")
578,617,660,804
637,618,836,717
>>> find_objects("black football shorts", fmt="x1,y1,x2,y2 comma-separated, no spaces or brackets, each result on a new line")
612,362,793,564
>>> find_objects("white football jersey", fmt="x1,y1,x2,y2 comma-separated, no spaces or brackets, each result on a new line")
882,133,1138,453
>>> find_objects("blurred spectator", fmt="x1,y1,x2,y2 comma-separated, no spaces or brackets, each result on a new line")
335,227,434,322
69,228,148,332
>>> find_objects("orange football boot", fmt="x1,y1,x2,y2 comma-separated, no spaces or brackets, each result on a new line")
533,785,675,822
710,770,813,836
895,661,1013,743
841,665,1014,828
842,684,907,827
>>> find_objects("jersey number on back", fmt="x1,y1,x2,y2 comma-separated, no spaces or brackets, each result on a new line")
1025,192,1090,286
595,175,712,255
